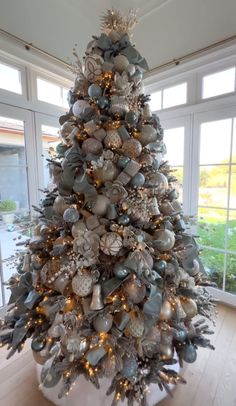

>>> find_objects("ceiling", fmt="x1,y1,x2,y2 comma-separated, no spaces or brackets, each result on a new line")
0,0,236,70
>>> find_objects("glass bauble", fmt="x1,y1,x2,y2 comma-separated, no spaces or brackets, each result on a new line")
93,313,113,333
153,229,175,251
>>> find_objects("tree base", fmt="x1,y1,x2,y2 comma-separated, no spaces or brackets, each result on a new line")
36,361,180,406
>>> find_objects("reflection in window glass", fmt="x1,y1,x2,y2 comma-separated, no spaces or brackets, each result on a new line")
41,124,60,189
233,118,236,163
199,165,229,208
0,62,22,94
163,82,187,109
202,67,235,99
150,91,162,111
225,254,236,294
200,249,224,289
200,119,232,165
230,170,236,209
37,77,69,108
197,207,227,249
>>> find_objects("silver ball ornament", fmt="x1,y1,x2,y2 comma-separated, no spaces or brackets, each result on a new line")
93,313,113,333
122,139,142,159
153,229,175,251
72,100,90,117
63,207,80,223
82,138,103,155
113,55,129,72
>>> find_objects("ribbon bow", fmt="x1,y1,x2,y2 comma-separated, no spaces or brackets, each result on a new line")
97,33,149,71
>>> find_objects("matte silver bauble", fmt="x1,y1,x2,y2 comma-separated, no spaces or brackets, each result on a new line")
153,229,175,251
140,125,158,146
123,278,146,304
72,100,90,117
88,83,102,99
113,55,130,72
53,196,69,215
63,207,80,223
91,195,110,216
82,138,103,155
93,313,113,333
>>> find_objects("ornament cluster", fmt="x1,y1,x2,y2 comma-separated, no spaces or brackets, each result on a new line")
0,9,216,406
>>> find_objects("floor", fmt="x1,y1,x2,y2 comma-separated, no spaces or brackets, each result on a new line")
0,304,235,406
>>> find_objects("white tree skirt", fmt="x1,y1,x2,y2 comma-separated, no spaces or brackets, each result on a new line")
36,361,180,406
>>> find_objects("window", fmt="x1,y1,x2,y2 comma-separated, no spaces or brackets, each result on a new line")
41,124,60,190
0,62,22,94
150,82,187,111
197,117,236,293
0,115,30,306
163,126,185,202
37,77,69,108
163,83,187,109
202,67,235,99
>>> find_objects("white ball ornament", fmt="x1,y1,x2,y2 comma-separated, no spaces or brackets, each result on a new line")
72,100,90,117
100,232,122,256
113,55,130,72
153,229,176,251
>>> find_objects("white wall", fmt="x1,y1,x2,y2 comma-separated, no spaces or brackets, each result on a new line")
0,0,236,70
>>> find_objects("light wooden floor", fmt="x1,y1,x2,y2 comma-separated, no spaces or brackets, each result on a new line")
0,304,235,406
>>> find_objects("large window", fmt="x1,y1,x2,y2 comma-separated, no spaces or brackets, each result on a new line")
0,62,22,95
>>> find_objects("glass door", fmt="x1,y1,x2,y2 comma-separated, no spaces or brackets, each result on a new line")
35,113,60,200
192,108,236,303
0,104,35,306
160,116,192,215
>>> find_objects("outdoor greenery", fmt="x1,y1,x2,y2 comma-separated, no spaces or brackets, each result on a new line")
0,199,17,212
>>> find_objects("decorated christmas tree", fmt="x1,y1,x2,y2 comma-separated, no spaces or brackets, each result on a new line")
0,10,216,406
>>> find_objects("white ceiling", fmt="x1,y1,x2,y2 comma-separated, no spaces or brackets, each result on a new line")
0,0,236,70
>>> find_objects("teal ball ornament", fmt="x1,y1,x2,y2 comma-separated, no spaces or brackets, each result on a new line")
31,336,46,352
130,172,145,188
121,355,138,378
97,96,109,109
93,313,113,333
174,329,187,342
63,207,80,223
118,156,130,169
118,214,130,226
125,111,138,126
113,262,130,278
181,343,197,363
153,260,167,273
88,84,102,99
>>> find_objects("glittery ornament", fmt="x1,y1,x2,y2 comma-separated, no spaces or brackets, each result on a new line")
180,298,198,318
181,343,197,363
122,138,142,158
82,138,103,155
123,277,146,304
100,232,122,255
84,54,104,81
126,311,144,338
125,111,138,126
159,300,173,321
121,354,138,378
63,207,80,223
138,153,153,167
72,269,93,297
88,83,102,99
140,125,158,146
103,130,122,149
93,313,113,333
113,54,129,72
72,100,90,117
153,229,175,251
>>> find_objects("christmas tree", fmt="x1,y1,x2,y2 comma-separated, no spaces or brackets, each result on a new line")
0,9,215,406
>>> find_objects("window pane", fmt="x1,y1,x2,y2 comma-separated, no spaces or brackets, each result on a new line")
163,82,187,109
150,91,162,111
0,62,22,94
227,211,236,252
230,168,236,209
37,77,64,107
225,254,236,294
198,207,227,250
233,118,236,163
200,119,232,165
164,126,184,166
200,248,224,289
202,67,235,99
0,116,30,307
41,124,60,190
199,165,229,207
